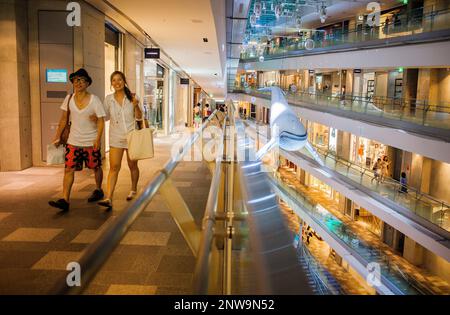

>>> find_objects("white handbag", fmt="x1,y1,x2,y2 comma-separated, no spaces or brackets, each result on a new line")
127,124,154,160
46,144,66,165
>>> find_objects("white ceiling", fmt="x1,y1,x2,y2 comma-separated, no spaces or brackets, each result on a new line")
108,0,227,98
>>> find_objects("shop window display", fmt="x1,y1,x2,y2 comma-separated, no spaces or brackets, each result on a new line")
350,135,387,168
309,122,329,149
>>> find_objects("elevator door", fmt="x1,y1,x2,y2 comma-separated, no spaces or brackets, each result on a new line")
38,11,73,161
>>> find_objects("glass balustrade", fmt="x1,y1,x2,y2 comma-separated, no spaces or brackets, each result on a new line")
241,7,450,61
269,172,434,295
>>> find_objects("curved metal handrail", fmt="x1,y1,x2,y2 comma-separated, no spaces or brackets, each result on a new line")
49,110,219,294
192,116,227,294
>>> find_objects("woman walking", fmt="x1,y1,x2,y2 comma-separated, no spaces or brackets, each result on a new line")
97,71,144,209
194,103,202,128
371,158,382,184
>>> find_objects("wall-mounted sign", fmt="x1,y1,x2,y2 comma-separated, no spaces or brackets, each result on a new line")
354,69,362,73
308,70,315,74
180,78,189,85
156,64,165,78
46,69,68,83
145,48,160,59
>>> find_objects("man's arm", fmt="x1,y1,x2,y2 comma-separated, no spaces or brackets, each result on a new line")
53,110,68,145
94,117,105,150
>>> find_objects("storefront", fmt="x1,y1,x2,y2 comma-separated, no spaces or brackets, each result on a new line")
144,60,166,130
240,71,257,89
280,70,301,91
308,122,330,150
238,101,251,118
349,135,388,168
353,202,382,237
309,175,340,204
329,127,338,152
259,71,280,87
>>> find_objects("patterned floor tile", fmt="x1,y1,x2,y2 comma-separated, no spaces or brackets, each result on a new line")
0,182,34,190
105,284,157,295
120,231,171,246
0,212,12,222
70,229,99,244
156,255,196,273
0,131,210,294
2,228,63,242
31,251,82,270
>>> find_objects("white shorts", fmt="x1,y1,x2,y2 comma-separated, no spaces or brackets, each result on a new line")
109,136,128,149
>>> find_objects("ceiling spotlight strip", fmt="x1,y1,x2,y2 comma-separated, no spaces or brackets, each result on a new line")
94,0,208,93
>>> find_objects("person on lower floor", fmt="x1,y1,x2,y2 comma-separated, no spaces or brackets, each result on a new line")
97,71,144,209
371,158,382,184
48,68,106,212
399,172,408,193
194,103,201,128
203,103,211,122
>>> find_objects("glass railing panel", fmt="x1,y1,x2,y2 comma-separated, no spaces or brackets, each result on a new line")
269,173,428,295
239,88,450,131
240,118,449,231
240,7,450,61
302,147,450,231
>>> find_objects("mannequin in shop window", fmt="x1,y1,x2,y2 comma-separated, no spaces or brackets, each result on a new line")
381,155,390,183
340,86,346,105
358,144,364,165
194,103,201,128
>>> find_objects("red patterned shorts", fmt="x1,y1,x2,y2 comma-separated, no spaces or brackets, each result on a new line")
65,144,102,171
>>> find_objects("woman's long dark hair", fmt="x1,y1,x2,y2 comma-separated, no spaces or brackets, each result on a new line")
111,71,133,102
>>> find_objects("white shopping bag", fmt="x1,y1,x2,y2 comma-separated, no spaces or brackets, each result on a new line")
127,126,154,161
46,144,65,165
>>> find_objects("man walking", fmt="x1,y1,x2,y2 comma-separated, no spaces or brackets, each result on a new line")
48,68,106,212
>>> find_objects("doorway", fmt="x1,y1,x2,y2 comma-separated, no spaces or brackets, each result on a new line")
104,23,121,152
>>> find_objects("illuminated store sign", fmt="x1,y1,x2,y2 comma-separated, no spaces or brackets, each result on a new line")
145,48,160,59
46,69,68,83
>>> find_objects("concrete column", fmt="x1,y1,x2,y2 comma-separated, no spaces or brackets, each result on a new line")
163,70,170,135
403,237,424,266
420,157,432,195
416,69,431,104
429,68,439,110
403,68,419,109
338,194,346,214
434,68,450,108
409,153,423,191
336,130,351,160
301,70,309,91
187,83,194,127
345,70,353,96
375,72,388,98
423,0,450,32
428,159,450,204
416,68,450,110
0,0,32,171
